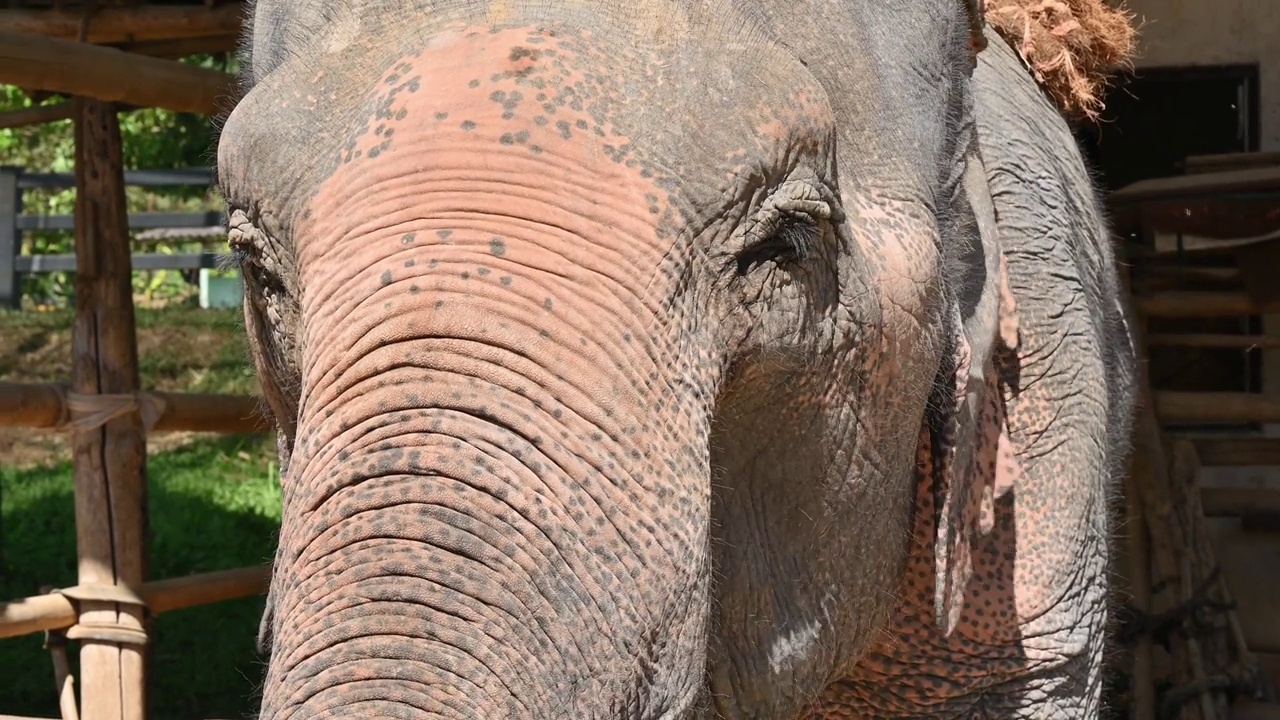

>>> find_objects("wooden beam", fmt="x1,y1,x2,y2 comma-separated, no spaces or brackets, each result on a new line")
1191,437,1280,466
1136,292,1268,319
1146,334,1280,350
71,97,148,720
1201,488,1280,519
0,4,243,46
0,31,236,116
1155,391,1280,425
0,101,72,129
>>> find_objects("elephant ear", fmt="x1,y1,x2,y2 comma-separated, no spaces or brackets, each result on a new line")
931,150,1022,635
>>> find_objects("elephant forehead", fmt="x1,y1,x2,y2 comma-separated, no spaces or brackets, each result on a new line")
296,26,685,273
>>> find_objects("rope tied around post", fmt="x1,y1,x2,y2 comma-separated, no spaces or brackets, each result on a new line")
50,584,149,646
53,388,166,434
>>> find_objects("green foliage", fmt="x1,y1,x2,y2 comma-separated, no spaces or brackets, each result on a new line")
0,306,273,718
1,55,234,307
0,434,280,720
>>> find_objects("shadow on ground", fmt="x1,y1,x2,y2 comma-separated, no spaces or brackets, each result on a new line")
0,434,280,720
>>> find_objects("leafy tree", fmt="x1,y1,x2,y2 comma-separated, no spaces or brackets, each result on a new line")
0,54,236,307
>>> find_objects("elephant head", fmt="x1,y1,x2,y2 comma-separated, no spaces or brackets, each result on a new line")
218,1,1013,717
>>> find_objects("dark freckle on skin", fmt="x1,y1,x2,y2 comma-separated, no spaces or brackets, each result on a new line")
500,276,512,285
534,116,548,126
556,120,571,139
395,108,408,121
380,270,393,286
401,232,417,244
404,259,416,267
529,145,543,154
539,330,549,338
410,284,421,294
477,267,490,276
461,120,476,131
469,79,480,88
428,259,438,268
489,238,506,256
434,112,448,121
500,133,515,145
515,130,529,144
368,146,382,158
543,298,553,310
436,229,452,240
435,300,444,309
461,271,470,280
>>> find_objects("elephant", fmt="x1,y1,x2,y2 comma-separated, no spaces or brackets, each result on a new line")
218,0,1138,717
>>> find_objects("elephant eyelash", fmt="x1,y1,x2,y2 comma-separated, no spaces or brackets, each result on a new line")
734,213,819,276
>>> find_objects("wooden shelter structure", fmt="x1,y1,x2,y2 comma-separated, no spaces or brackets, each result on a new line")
1,2,1279,720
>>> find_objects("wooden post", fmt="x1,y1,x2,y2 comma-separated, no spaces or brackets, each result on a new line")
70,97,148,720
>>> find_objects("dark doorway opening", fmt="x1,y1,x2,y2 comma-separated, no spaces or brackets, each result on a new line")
1074,63,1264,414
1075,63,1260,194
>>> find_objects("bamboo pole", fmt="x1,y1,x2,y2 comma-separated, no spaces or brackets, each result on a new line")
70,97,148,720
0,31,235,116
0,565,272,641
0,4,243,46
0,382,270,434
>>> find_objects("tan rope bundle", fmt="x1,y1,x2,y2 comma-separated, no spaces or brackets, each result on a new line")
985,0,1139,120
53,388,166,434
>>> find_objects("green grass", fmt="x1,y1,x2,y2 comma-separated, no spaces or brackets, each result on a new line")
1,307,280,720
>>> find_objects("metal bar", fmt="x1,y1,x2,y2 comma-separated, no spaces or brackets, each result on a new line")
0,166,18,308
16,252,223,273
16,167,213,189
17,210,225,231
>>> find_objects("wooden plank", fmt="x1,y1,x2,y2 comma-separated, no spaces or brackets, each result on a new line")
0,4,243,46
1111,166,1280,203
1231,702,1280,720
1201,488,1280,520
0,382,270,434
1155,392,1280,424
1184,151,1280,175
0,31,235,116
1137,292,1267,319
1146,334,1280,350
71,97,147,720
1192,438,1280,467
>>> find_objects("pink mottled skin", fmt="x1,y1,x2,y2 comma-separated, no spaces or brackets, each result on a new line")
220,4,1136,719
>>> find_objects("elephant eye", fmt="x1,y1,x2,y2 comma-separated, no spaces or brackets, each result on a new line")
735,213,819,277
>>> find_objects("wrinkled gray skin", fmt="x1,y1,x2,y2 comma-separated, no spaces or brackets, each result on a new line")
218,0,1136,717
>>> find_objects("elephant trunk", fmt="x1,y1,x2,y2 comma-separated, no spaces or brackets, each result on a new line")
258,219,710,718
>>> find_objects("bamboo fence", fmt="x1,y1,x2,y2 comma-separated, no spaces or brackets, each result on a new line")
0,98,270,720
